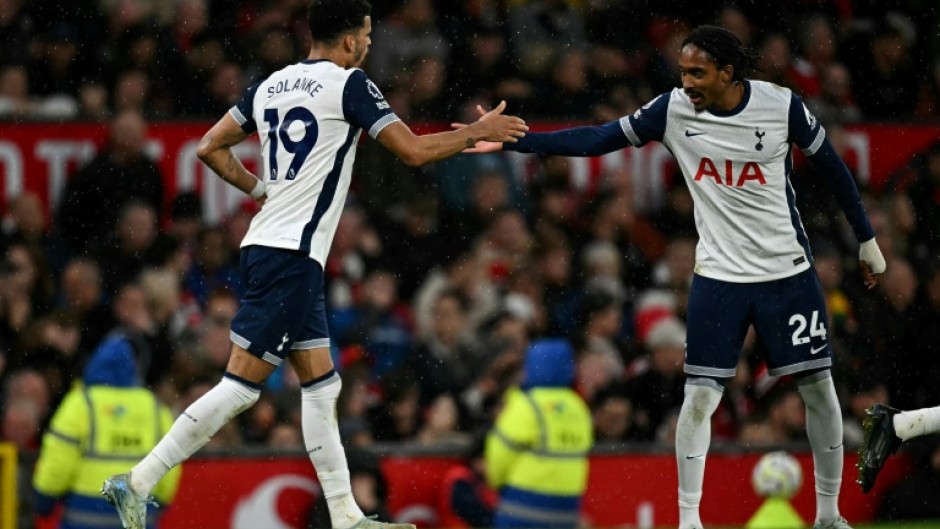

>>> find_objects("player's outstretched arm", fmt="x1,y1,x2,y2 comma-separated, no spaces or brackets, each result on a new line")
453,105,631,156
196,113,267,203
376,101,527,167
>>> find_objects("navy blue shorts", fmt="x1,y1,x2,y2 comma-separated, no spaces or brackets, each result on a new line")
230,245,330,366
685,267,832,378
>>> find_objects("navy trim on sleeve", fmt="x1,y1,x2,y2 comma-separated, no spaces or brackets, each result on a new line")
342,69,398,138
623,93,670,146
502,120,630,156
788,93,825,154
808,138,875,242
230,83,260,134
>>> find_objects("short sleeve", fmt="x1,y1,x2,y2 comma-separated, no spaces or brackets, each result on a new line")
343,69,400,138
788,93,825,155
620,93,670,146
229,83,261,134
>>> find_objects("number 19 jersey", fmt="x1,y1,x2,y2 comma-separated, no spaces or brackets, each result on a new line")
229,59,399,266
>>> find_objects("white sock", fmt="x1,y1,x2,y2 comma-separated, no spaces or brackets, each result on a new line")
797,371,843,523
675,379,723,529
301,371,364,529
131,375,260,494
893,406,940,441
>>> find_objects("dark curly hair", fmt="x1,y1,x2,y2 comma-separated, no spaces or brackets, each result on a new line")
681,25,760,83
307,0,371,44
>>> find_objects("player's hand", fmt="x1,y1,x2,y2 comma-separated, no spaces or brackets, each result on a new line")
858,238,886,289
452,101,527,153
257,193,267,206
472,100,528,142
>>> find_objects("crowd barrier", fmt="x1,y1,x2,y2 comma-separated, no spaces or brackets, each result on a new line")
19,444,913,529
1,122,938,225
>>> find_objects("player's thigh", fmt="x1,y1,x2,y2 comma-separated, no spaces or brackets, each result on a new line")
685,274,752,378
751,268,832,377
230,245,321,369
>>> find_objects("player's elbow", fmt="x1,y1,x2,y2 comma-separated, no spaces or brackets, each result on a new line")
195,137,215,163
399,149,425,167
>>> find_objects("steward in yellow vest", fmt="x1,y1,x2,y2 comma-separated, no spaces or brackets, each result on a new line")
32,335,180,529
486,339,593,528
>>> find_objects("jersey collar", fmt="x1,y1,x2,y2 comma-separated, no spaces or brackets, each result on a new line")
707,80,751,118
300,59,331,65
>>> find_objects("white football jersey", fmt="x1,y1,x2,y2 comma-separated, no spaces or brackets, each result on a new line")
229,60,399,265
621,80,824,283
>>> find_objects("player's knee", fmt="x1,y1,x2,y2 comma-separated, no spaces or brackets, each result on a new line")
683,377,725,420
221,373,263,412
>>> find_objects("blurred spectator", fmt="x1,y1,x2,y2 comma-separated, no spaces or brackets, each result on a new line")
368,372,421,442
537,50,593,119
626,316,686,440
183,226,242,308
895,142,940,260
92,201,162,295
401,55,449,121
0,64,35,118
591,383,634,443
416,393,472,447
766,387,808,443
367,0,449,87
508,0,588,80
168,192,204,251
576,283,627,374
790,14,839,99
408,289,479,405
855,258,923,409
76,80,110,120
438,435,497,528
485,339,592,529
754,33,798,91
2,192,70,279
807,63,862,125
113,69,151,115
844,378,891,448
245,29,297,81
852,22,918,120
0,0,34,65
375,197,442,301
204,61,245,116
32,335,181,529
414,250,500,342
56,110,163,254
333,268,412,380
0,241,55,348
324,204,382,311
0,368,50,450
29,22,85,99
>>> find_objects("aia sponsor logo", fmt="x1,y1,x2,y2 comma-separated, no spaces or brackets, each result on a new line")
693,157,766,187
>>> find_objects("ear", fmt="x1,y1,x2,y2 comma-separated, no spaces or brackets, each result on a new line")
342,33,356,53
721,65,734,84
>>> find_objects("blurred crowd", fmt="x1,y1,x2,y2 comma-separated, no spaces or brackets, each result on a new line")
2,0,940,123
1,0,940,462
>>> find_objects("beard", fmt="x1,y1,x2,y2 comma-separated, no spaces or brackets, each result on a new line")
352,43,366,67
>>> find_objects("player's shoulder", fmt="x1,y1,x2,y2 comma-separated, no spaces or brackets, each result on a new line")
748,79,794,103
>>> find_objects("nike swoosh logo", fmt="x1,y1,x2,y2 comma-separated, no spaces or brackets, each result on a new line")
830,443,843,450
685,130,706,137
810,344,828,354
685,454,705,459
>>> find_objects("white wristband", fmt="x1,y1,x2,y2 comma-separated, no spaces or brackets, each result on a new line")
249,179,266,199
859,238,886,274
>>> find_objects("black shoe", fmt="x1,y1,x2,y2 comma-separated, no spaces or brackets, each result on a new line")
857,403,903,493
